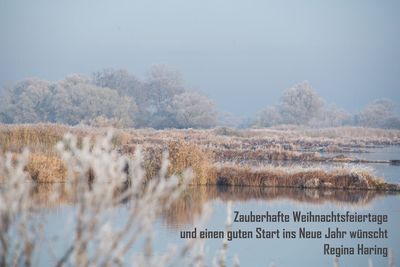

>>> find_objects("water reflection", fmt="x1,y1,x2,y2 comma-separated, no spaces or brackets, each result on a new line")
30,183,73,207
30,184,396,209
30,184,398,212
162,186,398,227
28,184,400,267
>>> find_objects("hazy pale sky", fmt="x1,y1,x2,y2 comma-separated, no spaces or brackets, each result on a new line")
1,0,399,116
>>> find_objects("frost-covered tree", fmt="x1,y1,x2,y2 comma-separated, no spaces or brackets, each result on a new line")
142,64,186,128
0,76,137,126
0,66,222,129
257,106,283,127
92,68,149,126
312,104,351,127
92,69,145,106
92,66,222,129
47,75,137,126
217,111,242,128
172,91,217,128
279,81,324,125
92,69,142,97
356,99,399,128
0,78,51,123
382,116,400,129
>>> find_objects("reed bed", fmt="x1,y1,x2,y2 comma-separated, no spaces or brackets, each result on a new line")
1,123,399,191
0,126,398,266
165,140,214,185
0,123,68,153
26,152,67,182
213,163,399,191
0,123,132,153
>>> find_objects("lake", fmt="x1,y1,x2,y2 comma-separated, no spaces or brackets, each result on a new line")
36,187,400,267
33,146,400,266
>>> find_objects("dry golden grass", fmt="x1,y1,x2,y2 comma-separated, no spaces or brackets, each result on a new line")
213,164,398,191
1,123,399,191
0,123,68,153
26,153,67,182
167,140,216,185
214,148,321,162
0,123,132,154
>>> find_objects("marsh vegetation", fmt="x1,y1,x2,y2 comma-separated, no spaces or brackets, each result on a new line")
1,76,399,267
1,124,399,190
0,124,399,266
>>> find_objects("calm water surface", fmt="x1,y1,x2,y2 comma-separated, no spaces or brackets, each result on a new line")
37,186,400,267
35,147,400,266
327,146,400,183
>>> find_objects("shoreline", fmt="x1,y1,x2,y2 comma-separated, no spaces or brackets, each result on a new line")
1,123,399,192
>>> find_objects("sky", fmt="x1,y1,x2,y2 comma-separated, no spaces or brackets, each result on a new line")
1,0,399,117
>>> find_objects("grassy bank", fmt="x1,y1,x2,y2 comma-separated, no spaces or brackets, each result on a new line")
213,164,399,191
1,123,399,191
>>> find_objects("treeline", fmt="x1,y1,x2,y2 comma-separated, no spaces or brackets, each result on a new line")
0,65,217,129
254,81,400,129
0,66,399,129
